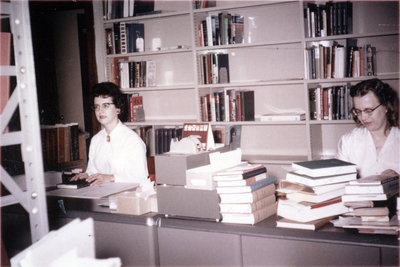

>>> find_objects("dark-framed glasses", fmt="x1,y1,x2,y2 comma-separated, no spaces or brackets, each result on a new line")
91,102,115,111
351,103,382,117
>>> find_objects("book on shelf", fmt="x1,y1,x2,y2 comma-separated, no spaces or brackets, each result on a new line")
201,89,254,122
291,158,357,178
104,0,157,20
219,183,276,204
309,83,352,121
277,197,349,223
260,113,306,122
361,215,389,223
221,202,276,225
216,175,277,194
219,194,275,214
286,171,357,187
304,2,352,38
129,95,145,122
276,216,335,231
154,127,183,155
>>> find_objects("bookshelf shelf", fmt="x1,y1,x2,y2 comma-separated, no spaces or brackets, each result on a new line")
94,1,399,177
106,47,192,57
104,11,191,23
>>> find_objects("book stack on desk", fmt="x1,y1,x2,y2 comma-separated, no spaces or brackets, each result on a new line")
213,163,277,225
276,158,357,230
337,174,399,235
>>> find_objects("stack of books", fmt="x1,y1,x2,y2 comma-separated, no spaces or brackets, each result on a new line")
213,163,277,225
276,158,357,230
338,174,399,235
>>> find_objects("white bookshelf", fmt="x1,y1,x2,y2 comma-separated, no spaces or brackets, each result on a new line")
93,1,399,175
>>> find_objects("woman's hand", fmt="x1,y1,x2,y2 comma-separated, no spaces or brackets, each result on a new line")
86,173,115,186
70,172,89,181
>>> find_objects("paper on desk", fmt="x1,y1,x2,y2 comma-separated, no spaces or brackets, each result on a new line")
47,183,139,199
186,149,242,190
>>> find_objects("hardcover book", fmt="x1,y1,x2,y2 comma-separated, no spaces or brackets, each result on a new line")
276,216,335,231
221,203,276,225
219,194,275,214
219,183,275,204
285,171,357,187
291,158,357,177
216,175,277,194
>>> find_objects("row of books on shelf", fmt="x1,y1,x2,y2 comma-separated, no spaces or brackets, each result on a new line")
213,163,278,225
199,52,230,84
118,59,156,88
103,0,157,20
40,123,85,171
305,41,376,80
105,22,145,55
200,89,254,122
152,124,242,155
198,12,244,47
309,83,352,121
304,1,353,38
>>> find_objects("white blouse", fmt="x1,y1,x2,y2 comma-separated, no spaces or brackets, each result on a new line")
336,126,400,178
86,121,149,184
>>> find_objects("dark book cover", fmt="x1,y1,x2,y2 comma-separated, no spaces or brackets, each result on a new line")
241,90,254,121
293,158,356,170
217,53,229,84
134,0,155,16
113,22,121,54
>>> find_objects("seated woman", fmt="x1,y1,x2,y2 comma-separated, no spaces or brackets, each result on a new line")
336,78,399,178
72,82,149,185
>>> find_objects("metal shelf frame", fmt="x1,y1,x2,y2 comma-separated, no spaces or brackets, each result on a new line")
1,0,49,242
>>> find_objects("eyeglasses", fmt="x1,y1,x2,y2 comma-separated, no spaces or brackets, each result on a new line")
91,102,115,111
351,103,382,117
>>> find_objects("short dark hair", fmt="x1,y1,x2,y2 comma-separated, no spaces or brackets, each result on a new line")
92,82,125,116
350,78,399,130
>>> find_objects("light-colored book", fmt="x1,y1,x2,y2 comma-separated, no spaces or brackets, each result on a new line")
286,171,357,187
221,203,276,225
286,187,345,203
216,176,276,194
216,173,267,187
277,198,349,223
219,183,275,204
219,194,276,213
276,216,334,231
277,180,348,195
260,113,305,121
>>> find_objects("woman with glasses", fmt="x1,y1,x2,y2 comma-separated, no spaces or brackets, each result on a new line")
336,78,399,177
71,82,149,185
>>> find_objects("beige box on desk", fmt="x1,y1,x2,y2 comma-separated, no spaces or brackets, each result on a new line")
155,147,229,186
114,191,158,215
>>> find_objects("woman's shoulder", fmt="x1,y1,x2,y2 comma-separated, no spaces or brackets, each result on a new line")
341,127,368,141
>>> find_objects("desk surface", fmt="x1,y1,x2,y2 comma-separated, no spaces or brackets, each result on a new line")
45,196,399,250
